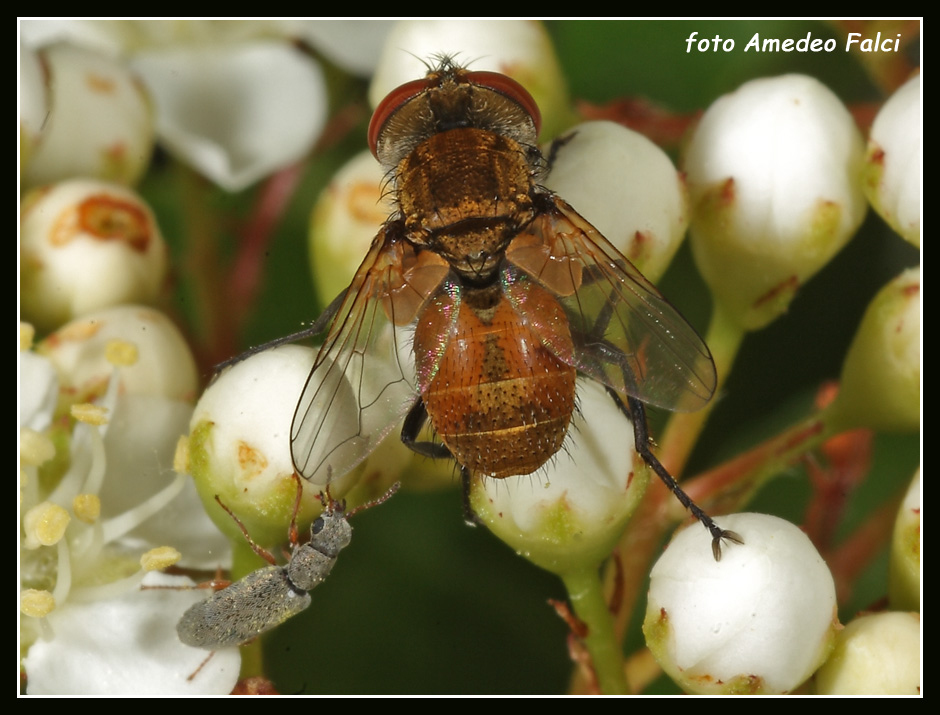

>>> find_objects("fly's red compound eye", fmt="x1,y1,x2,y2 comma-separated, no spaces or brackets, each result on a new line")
368,70,542,158
368,77,431,157
464,71,541,137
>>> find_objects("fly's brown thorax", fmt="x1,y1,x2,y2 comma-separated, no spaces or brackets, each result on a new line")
395,127,537,282
414,282,577,479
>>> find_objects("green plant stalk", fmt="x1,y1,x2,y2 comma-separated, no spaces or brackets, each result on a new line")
659,301,746,476
561,566,629,694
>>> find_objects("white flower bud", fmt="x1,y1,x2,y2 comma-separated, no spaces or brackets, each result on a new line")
684,74,867,330
187,345,352,548
471,380,648,575
22,43,154,189
21,180,168,333
864,74,921,246
644,512,838,694
813,612,920,694
830,267,920,432
889,468,920,611
369,20,570,140
309,150,391,305
288,20,393,77
544,121,689,282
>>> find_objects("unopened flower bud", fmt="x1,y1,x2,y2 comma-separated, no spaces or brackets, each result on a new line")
21,181,167,333
22,42,154,188
187,345,344,548
829,267,919,432
644,512,838,694
470,380,649,575
864,74,920,246
684,74,867,330
309,150,390,305
37,305,197,403
813,612,920,694
889,468,920,611
543,121,689,283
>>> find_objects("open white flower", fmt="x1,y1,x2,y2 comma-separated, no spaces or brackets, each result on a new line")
23,572,240,695
20,311,234,693
130,41,326,192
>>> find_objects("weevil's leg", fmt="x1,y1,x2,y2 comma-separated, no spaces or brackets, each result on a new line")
608,388,742,560
187,652,216,682
213,289,347,374
400,398,452,460
287,473,305,547
214,495,279,566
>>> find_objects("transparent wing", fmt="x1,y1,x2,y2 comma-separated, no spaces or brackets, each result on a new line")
291,226,450,484
504,196,716,413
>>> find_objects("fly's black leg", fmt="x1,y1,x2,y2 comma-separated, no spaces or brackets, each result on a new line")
401,400,480,526
459,466,480,527
608,388,742,560
401,398,452,460
544,131,576,172
213,290,348,374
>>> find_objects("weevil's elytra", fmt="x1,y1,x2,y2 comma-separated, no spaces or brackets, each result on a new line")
177,478,399,652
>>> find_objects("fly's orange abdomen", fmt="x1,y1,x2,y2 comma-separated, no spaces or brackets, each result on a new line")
414,284,577,478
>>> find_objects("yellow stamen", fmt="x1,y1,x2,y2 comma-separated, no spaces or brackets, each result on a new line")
73,493,102,523
24,502,71,548
141,546,182,571
21,589,56,618
20,322,35,351
72,403,109,425
20,428,56,466
105,339,139,367
173,436,190,475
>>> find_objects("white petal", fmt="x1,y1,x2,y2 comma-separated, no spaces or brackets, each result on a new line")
20,352,59,433
291,20,393,76
132,41,327,191
102,395,231,570
24,572,240,695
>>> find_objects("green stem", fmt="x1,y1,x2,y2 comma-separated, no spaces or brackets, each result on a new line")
561,566,629,694
659,301,746,476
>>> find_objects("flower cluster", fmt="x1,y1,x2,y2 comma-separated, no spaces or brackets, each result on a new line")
20,20,919,695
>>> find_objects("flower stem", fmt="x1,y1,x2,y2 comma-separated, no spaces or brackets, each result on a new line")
659,301,746,475
561,566,628,694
